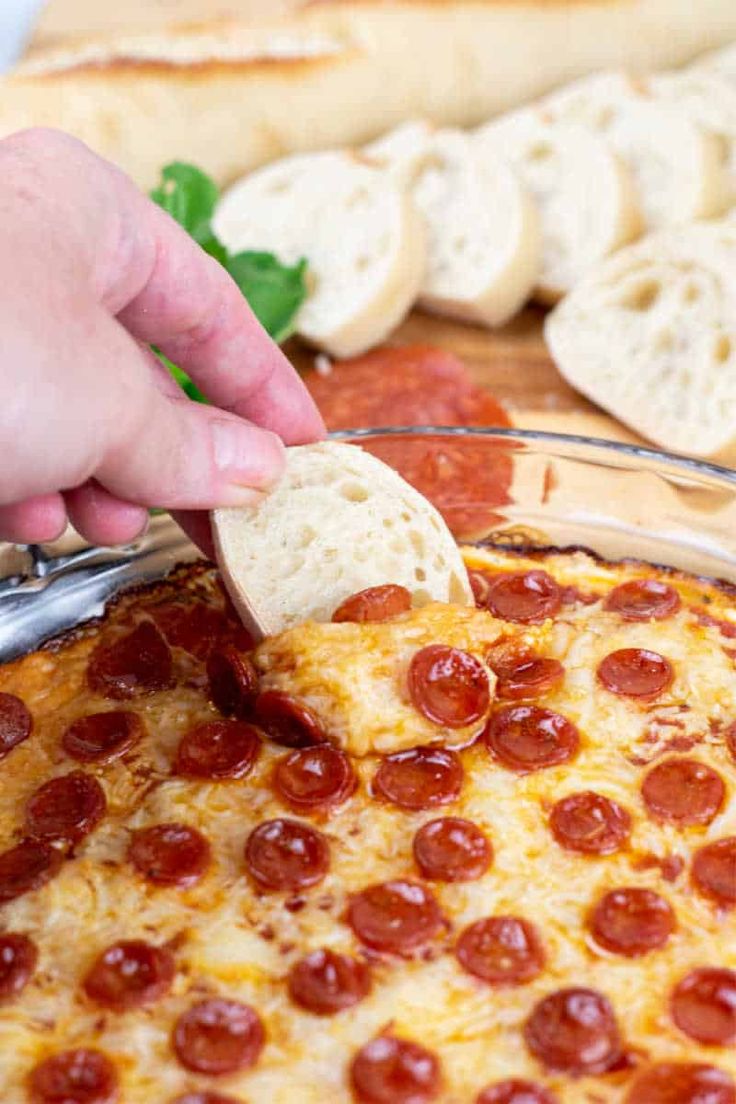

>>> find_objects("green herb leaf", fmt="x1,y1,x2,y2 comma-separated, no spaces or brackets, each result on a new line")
225,252,308,344
152,348,206,404
150,162,219,251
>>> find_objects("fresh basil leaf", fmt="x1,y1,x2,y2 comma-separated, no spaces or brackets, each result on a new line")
152,348,206,404
150,162,219,249
225,252,308,344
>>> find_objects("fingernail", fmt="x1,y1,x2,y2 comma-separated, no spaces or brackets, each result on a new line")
211,419,285,495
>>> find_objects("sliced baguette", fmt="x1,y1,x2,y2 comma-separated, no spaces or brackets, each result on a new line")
213,151,426,358
690,41,736,84
475,109,641,303
366,124,540,325
545,220,736,462
213,441,474,639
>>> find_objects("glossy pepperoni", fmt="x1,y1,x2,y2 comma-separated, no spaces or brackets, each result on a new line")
287,949,371,1015
692,838,736,908
62,711,143,763
494,656,565,701
671,968,736,1046
273,745,356,813
0,838,62,904
588,887,675,957
87,621,173,699
373,746,463,810
174,720,260,780
206,644,257,720
0,933,38,999
483,571,562,624
642,758,725,826
25,771,106,844
244,818,329,891
28,1048,119,1104
408,646,490,728
477,1081,558,1104
605,579,681,622
597,648,673,699
254,691,327,748
549,791,631,855
150,601,230,659
350,1035,441,1104
333,585,412,623
624,1063,736,1104
524,988,622,1074
128,823,211,888
456,916,545,986
484,705,579,772
413,817,492,882
83,940,175,1011
172,998,265,1075
348,880,443,956
0,692,32,758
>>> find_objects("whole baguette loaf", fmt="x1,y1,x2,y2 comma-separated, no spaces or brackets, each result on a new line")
2,2,736,188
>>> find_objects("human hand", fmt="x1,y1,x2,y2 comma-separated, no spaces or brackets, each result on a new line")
0,128,325,553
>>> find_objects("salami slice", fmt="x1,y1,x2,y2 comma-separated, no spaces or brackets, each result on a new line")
149,601,231,659
244,818,329,891
25,771,106,844
549,792,631,855
83,940,175,1011
333,585,412,624
477,1081,558,1104
287,949,371,1015
692,837,736,909
0,932,38,999
642,758,725,826
0,838,62,904
87,621,174,699
28,1048,119,1104
373,746,463,810
455,916,545,986
484,706,579,772
348,880,443,956
624,1063,735,1104
172,998,265,1075
597,648,674,699
408,646,490,728
254,691,328,748
670,968,736,1046
604,579,681,621
206,645,257,721
413,817,492,882
174,720,260,780
0,692,32,759
350,1034,441,1104
523,988,622,1074
128,823,211,888
483,571,562,624
588,887,675,957
62,711,143,764
273,745,356,813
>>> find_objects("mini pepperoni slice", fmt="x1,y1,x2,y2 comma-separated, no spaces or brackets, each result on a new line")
288,949,371,1015
348,879,443,956
333,585,412,623
484,705,579,772
62,711,143,764
0,692,32,758
692,838,736,909
174,720,260,780
244,818,329,891
494,657,565,701
624,1062,736,1104
0,838,62,904
0,932,38,1000
413,817,492,882
597,648,674,699
408,645,490,728
28,1048,119,1104
128,823,211,888
150,601,230,659
549,791,631,855
83,940,175,1011
87,621,174,699
25,771,106,844
273,745,356,813
350,1035,441,1104
671,968,736,1046
477,1081,558,1104
254,691,327,748
373,746,463,811
642,758,725,826
456,916,545,987
483,571,562,624
206,644,257,720
172,998,265,1075
605,579,681,622
588,887,675,957
524,987,622,1074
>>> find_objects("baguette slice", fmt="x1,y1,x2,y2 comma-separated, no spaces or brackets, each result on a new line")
213,441,474,639
690,42,736,84
213,150,426,358
543,71,730,229
545,220,736,462
366,123,540,325
475,109,641,303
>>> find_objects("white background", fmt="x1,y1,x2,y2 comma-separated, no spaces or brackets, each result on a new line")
0,0,46,71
